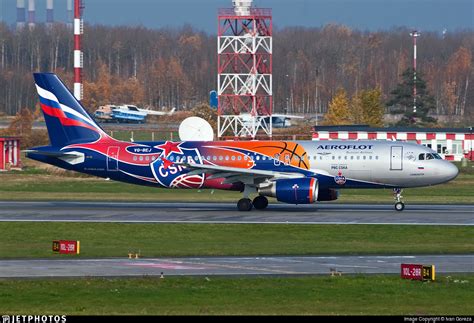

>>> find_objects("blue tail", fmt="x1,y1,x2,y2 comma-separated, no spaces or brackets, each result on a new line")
34,73,107,147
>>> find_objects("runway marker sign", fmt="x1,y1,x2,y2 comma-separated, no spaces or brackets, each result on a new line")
52,240,80,254
401,264,435,281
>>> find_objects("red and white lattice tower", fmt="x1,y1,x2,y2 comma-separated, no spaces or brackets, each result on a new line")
73,0,84,101
217,0,272,139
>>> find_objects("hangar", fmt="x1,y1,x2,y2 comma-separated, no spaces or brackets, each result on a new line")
312,126,473,161
0,137,21,171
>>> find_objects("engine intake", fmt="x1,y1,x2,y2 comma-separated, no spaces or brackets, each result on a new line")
258,178,318,204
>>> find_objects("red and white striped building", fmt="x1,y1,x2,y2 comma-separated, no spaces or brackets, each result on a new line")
0,137,21,171
312,126,474,161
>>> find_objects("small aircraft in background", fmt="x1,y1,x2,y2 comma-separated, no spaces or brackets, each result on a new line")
239,113,304,128
94,104,175,123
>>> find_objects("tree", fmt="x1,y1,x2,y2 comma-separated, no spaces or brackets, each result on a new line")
387,68,437,126
322,88,351,125
359,88,384,127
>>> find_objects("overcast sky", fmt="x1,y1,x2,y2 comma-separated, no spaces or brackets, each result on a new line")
0,0,472,33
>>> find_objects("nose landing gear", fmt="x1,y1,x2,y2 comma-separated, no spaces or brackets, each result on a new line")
393,188,405,211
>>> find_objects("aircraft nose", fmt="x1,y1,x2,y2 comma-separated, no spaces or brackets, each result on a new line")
444,162,459,181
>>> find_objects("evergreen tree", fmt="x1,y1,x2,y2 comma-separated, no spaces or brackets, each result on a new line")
387,68,437,126
322,88,351,125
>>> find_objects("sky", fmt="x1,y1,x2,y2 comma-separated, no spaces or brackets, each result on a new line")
0,0,472,33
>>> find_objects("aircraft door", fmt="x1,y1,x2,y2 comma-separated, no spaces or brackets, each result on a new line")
107,146,120,171
274,154,281,166
390,146,403,170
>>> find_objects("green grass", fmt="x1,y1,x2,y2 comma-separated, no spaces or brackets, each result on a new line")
0,275,472,315
0,223,472,258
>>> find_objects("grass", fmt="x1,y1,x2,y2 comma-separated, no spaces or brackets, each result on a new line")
0,275,472,315
0,223,472,258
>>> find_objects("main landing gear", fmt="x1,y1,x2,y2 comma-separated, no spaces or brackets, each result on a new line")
237,185,268,211
236,196,269,211
393,188,405,211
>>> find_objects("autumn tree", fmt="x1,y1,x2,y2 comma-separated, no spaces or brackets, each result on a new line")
322,88,351,125
387,68,437,126
357,88,384,126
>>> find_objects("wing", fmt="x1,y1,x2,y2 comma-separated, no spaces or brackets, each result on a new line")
175,161,305,185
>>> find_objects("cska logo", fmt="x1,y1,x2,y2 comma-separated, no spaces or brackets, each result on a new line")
334,171,346,185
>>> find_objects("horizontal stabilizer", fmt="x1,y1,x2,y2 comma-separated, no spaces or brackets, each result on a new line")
23,150,85,165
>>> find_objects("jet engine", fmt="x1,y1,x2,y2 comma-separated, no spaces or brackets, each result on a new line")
258,178,318,204
316,188,339,201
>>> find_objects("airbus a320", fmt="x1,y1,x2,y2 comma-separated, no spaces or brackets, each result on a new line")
27,73,459,211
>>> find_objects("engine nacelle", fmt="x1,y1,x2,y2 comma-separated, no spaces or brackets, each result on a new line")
258,178,318,204
317,188,339,201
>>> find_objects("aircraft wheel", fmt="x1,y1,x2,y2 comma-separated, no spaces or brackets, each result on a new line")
237,198,253,211
394,202,405,212
253,195,268,210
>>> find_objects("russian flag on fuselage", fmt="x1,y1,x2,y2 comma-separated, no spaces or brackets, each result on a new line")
33,73,106,147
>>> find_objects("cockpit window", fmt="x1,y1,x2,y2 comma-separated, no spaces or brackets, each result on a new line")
419,153,442,160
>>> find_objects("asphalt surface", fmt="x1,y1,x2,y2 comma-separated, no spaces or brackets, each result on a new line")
0,201,473,225
0,255,472,278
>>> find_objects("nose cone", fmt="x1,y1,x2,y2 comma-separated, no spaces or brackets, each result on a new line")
443,162,459,182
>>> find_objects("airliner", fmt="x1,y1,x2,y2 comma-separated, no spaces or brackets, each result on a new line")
26,73,459,211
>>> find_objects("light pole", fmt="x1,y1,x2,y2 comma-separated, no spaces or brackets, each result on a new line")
410,30,420,114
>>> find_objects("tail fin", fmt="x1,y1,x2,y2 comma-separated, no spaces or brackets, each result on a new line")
34,73,108,147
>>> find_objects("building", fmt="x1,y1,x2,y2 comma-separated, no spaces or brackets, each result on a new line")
0,137,21,171
312,126,473,161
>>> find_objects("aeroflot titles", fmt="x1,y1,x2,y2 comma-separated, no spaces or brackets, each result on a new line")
316,144,374,150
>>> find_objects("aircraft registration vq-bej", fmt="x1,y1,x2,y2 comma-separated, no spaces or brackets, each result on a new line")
26,73,459,211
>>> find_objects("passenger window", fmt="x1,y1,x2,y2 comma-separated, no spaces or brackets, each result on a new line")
426,153,434,160
419,153,425,160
